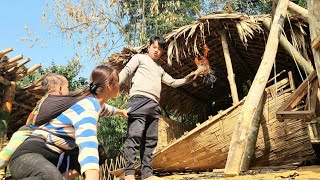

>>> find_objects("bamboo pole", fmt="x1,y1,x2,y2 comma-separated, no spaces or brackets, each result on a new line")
0,82,16,137
8,54,23,64
219,29,239,104
224,0,289,176
0,48,13,58
262,18,314,75
239,92,266,171
17,58,31,68
288,1,309,22
27,64,41,74
307,0,320,87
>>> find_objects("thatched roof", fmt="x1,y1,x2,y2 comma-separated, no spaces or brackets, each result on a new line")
107,12,312,121
0,48,44,135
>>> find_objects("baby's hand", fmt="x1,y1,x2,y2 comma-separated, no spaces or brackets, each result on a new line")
119,109,129,119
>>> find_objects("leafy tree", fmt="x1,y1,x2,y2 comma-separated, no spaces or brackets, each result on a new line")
203,0,307,15
19,59,87,91
97,94,129,159
38,0,203,62
120,0,202,45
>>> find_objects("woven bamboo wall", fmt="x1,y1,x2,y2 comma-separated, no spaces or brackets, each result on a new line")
151,78,315,172
156,116,184,152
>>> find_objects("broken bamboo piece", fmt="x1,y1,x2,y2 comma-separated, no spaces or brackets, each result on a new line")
224,0,289,176
219,29,239,104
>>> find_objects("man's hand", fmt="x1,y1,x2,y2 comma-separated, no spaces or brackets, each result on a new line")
185,71,196,80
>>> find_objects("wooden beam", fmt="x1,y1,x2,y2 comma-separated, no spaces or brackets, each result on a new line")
312,34,320,49
267,70,286,84
224,0,289,176
219,29,239,104
276,110,314,121
288,1,309,22
0,48,13,58
263,18,314,75
307,0,320,90
277,70,317,113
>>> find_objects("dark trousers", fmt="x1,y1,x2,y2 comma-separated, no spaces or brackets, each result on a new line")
124,95,161,179
9,153,63,180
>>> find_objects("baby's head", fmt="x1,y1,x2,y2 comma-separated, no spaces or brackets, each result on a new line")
41,73,69,95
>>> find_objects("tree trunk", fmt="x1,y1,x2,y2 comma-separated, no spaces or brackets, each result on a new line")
224,0,289,176
219,29,239,104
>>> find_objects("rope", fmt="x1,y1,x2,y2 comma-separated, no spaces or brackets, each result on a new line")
285,15,311,110
284,15,306,82
273,59,278,106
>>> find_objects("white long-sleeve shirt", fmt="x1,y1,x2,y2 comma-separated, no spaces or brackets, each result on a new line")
119,54,190,102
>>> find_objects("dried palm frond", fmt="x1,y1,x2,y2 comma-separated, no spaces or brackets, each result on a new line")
167,41,175,66
236,18,263,46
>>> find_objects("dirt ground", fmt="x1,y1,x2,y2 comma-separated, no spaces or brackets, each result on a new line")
157,166,320,180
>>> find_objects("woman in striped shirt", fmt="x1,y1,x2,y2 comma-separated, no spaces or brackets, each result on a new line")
9,65,120,180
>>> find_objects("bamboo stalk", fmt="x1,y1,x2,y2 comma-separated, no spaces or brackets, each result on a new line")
0,48,13,58
225,0,289,176
288,1,309,22
262,18,314,75
27,64,41,74
17,58,31,68
219,29,239,104
8,54,23,64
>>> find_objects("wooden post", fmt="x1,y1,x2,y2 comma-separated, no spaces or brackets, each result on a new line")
219,29,239,104
307,0,320,87
224,0,289,176
262,18,314,75
0,82,16,137
288,1,309,22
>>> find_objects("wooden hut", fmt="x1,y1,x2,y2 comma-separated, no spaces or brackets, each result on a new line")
108,7,319,175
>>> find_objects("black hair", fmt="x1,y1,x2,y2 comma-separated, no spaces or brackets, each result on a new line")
70,65,118,98
149,36,166,49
